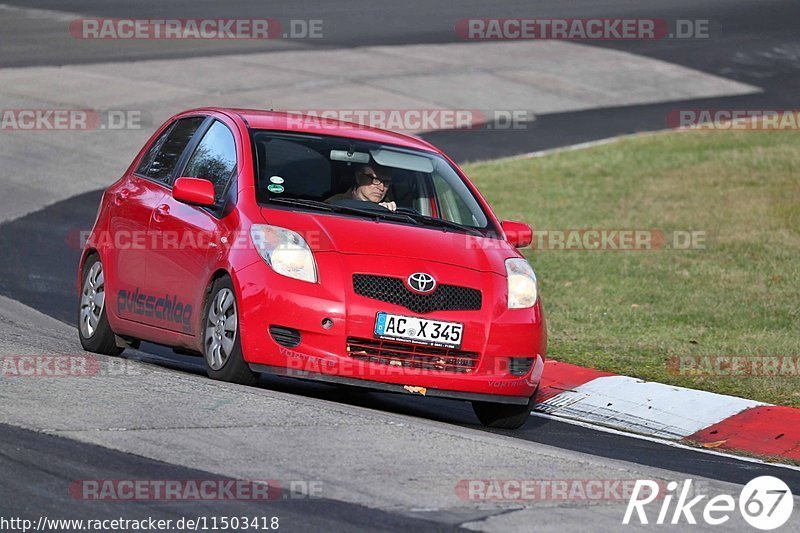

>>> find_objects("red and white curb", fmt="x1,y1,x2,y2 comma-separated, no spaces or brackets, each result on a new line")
535,360,800,462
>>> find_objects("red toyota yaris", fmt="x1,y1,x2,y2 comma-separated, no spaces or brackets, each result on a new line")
78,108,546,429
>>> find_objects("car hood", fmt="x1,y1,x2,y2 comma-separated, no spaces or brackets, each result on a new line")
259,207,514,275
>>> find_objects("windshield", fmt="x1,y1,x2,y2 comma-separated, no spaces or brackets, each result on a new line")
251,131,493,233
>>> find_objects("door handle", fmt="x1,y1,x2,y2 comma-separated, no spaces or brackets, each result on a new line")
153,204,170,222
113,189,130,206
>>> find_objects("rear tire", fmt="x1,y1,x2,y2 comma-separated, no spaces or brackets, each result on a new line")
472,387,538,429
78,255,123,356
203,277,259,386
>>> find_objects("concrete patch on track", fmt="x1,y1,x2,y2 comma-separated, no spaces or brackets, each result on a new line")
0,40,759,224
0,294,82,356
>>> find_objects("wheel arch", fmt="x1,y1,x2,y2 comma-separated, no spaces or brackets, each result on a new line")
198,268,234,338
78,248,99,294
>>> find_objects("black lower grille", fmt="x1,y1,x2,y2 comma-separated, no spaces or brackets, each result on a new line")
509,357,535,376
269,325,301,347
353,274,481,314
347,337,480,373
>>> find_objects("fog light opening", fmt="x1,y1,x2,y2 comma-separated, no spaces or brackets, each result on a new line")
509,357,535,376
269,325,301,348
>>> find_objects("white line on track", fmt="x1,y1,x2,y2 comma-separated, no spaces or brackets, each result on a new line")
530,412,800,473
0,3,84,23
485,128,678,164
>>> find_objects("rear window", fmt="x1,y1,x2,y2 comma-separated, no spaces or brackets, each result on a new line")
136,116,206,186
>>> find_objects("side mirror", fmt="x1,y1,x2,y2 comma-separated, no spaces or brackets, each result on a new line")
173,177,215,207
501,220,533,248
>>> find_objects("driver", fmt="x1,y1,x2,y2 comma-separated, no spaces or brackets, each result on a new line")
326,164,396,211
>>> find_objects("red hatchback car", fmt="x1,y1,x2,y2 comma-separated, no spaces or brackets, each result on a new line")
79,108,546,429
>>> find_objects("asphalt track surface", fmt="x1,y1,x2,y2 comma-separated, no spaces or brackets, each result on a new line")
0,423,461,532
2,0,800,530
1,174,799,525
2,0,799,159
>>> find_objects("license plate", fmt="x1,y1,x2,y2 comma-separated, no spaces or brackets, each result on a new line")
374,312,464,348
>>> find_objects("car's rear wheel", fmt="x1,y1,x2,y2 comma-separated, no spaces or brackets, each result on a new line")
78,255,123,356
471,387,538,429
203,277,259,386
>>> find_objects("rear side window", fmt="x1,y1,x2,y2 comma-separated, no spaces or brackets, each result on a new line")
138,116,205,185
182,120,237,203
135,124,172,176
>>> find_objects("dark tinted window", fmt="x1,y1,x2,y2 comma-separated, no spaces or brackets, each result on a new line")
183,120,237,203
145,116,205,185
251,131,491,231
135,122,173,176
255,137,331,199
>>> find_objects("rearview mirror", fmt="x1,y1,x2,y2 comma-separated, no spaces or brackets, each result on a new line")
173,177,216,207
501,220,533,248
330,150,370,164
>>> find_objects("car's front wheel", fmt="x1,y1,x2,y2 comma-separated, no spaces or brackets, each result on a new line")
472,388,538,429
203,277,259,386
78,255,123,356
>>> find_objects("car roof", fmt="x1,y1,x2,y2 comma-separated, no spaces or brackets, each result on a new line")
189,107,441,154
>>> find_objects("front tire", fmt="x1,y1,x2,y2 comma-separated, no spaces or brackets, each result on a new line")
203,277,259,386
472,387,538,429
78,255,123,356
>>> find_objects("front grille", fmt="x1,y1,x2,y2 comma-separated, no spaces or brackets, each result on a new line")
347,337,480,373
353,274,481,314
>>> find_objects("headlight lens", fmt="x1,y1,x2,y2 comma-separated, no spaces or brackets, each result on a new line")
250,225,318,283
506,257,538,309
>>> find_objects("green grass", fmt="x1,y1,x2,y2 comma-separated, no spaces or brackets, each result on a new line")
464,130,800,407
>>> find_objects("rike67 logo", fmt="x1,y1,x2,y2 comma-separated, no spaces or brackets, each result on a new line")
624,476,794,530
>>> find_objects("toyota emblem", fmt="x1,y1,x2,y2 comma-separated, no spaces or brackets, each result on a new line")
407,272,436,293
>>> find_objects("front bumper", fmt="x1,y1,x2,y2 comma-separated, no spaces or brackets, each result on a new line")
249,364,534,404
235,253,546,399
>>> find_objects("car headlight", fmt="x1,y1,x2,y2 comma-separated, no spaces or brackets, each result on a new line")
250,225,318,283
506,257,538,309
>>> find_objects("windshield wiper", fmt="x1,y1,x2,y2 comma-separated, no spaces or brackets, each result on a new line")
267,197,334,211
267,197,421,225
267,198,481,234
400,212,483,235
329,205,422,225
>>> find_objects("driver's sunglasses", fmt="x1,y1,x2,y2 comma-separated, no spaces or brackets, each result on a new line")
361,171,392,187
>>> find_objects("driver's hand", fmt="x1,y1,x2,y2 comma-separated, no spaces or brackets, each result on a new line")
379,201,397,211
